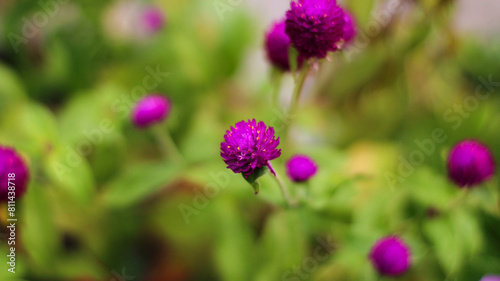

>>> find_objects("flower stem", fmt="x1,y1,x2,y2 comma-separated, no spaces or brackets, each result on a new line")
151,125,184,163
447,188,470,211
268,163,296,208
271,69,284,107
487,181,500,216
284,62,310,137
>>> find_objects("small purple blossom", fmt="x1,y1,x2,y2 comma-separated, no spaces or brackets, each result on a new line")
141,6,165,33
480,275,500,281
341,10,356,44
265,20,303,71
285,0,345,59
447,139,495,188
221,119,281,177
369,236,411,277
286,155,317,182
0,146,29,202
132,95,171,129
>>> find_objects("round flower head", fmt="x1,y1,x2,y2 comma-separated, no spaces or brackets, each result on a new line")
265,20,302,71
286,155,317,182
0,146,30,202
141,6,165,33
221,119,281,177
369,236,411,276
447,140,495,188
132,95,171,129
480,275,500,281
341,10,356,44
285,0,345,59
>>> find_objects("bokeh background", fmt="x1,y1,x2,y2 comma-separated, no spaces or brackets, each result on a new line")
0,0,500,280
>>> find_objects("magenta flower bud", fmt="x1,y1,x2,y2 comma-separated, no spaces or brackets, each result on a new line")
141,6,165,34
341,10,357,44
369,236,411,277
447,140,495,188
285,0,345,59
221,119,281,177
132,95,171,129
480,275,500,281
286,155,317,182
0,146,30,202
265,20,302,71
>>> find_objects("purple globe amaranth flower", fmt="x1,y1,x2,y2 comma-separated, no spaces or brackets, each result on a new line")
265,20,303,71
285,0,345,59
221,119,281,177
0,146,30,202
447,140,495,188
286,155,317,182
480,275,500,281
132,95,171,129
341,10,356,44
369,236,411,277
141,6,165,33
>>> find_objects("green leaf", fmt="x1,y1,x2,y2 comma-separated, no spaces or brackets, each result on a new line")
102,162,180,208
423,215,465,275
22,184,60,273
214,198,255,281
253,211,308,281
0,63,27,109
44,145,96,204
347,0,376,27
243,166,269,194
0,102,59,159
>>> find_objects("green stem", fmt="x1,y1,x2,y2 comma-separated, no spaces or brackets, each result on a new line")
284,62,310,138
269,168,296,208
151,125,184,163
487,181,500,215
271,69,284,107
447,188,469,211
303,181,311,202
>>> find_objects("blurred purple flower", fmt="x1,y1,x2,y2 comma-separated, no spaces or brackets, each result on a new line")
480,275,500,281
221,119,281,177
286,154,317,182
265,20,303,71
285,0,345,59
342,9,356,44
132,95,171,129
369,236,411,276
0,146,29,202
447,139,495,188
141,6,165,33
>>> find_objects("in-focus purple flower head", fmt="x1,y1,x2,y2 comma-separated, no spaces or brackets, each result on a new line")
369,236,411,277
341,9,356,45
286,154,317,182
0,146,29,202
132,94,171,129
480,275,500,281
221,119,281,177
265,20,302,71
447,139,495,188
285,0,345,59
141,6,165,34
